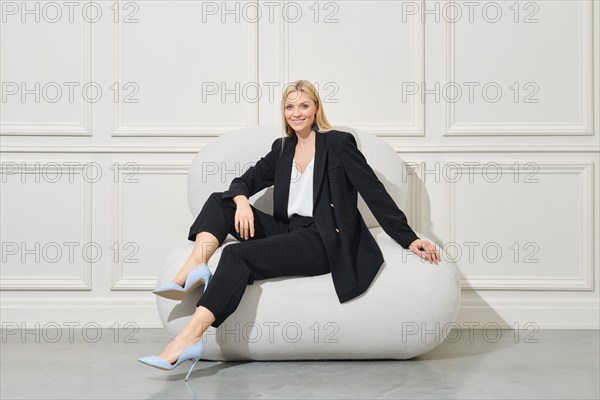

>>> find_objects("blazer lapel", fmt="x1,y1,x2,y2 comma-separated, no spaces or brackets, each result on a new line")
313,131,328,208
273,129,328,223
273,133,295,223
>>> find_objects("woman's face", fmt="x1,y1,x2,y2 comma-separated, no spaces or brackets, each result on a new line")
284,90,317,135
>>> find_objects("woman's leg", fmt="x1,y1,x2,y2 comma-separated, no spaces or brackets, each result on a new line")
159,225,330,364
158,306,216,363
171,191,288,286
196,224,330,328
158,191,292,363
172,232,219,287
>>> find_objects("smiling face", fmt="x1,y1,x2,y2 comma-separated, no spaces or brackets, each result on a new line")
284,90,318,136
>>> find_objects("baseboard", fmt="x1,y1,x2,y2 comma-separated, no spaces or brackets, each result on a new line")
1,298,598,329
0,298,164,329
457,298,600,329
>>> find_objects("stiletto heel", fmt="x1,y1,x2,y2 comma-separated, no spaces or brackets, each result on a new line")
153,264,212,300
185,357,201,381
138,340,204,380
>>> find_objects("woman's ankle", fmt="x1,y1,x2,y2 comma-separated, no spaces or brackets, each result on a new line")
173,258,203,285
178,319,210,343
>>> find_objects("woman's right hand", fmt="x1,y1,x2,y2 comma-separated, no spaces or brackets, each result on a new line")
233,195,254,240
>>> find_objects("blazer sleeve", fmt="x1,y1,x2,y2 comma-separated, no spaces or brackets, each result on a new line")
340,133,419,249
222,137,284,203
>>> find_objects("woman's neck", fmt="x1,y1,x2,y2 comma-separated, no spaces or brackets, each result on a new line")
296,131,315,150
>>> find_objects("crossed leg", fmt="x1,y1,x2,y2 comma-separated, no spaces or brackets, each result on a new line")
157,192,329,364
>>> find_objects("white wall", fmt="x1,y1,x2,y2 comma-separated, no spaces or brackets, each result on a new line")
1,0,598,329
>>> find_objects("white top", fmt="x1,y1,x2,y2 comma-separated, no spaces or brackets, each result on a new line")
287,158,315,218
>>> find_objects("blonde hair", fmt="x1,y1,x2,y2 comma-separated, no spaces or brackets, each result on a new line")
280,80,333,137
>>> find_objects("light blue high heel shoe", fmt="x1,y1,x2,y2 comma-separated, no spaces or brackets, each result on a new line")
138,340,204,381
153,264,212,301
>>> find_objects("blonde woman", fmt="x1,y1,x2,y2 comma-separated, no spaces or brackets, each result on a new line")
139,80,440,380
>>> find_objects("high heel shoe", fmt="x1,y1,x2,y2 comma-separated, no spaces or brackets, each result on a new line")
153,264,212,301
138,340,204,381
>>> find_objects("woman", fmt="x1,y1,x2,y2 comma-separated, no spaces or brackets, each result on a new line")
138,80,440,380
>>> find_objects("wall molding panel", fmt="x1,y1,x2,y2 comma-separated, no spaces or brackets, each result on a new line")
111,162,190,290
0,163,93,290
0,15,93,136
278,0,425,136
445,161,594,291
110,6,259,137
445,0,594,136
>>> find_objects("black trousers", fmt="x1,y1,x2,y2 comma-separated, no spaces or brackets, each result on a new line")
187,192,331,328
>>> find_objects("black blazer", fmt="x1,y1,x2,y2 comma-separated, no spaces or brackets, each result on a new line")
222,126,420,303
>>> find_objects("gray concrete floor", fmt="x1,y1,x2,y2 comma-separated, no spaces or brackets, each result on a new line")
1,328,598,399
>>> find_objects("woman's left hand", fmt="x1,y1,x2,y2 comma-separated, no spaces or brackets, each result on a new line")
409,239,440,265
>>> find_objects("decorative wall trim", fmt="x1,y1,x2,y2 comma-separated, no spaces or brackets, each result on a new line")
457,296,599,329
111,4,259,137
1,296,597,329
280,0,425,136
445,1,594,136
0,163,93,290
111,162,189,290
0,298,161,327
0,9,93,137
2,145,598,154
445,161,594,290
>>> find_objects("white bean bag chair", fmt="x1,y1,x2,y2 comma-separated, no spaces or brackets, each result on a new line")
156,125,461,360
